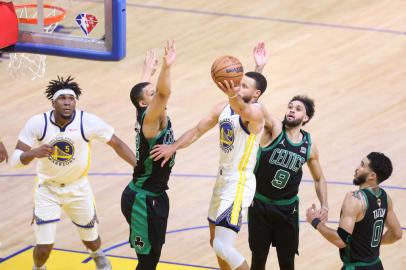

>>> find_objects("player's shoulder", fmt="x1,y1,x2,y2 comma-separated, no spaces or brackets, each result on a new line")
26,112,48,125
81,110,112,129
345,190,366,205
250,102,265,114
80,110,101,121
341,190,365,213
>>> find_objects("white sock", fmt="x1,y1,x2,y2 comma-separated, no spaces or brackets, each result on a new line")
33,264,46,270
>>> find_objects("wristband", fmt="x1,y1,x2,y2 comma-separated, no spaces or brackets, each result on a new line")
311,218,321,229
11,149,24,168
321,205,329,211
228,94,238,99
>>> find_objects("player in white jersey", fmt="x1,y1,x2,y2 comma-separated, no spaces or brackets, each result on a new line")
214,103,260,232
150,70,267,270
10,76,136,270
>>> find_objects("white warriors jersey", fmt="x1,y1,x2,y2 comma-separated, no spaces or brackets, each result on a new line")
218,104,260,181
18,109,114,185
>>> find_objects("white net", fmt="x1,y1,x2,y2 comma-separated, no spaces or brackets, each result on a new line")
8,4,64,80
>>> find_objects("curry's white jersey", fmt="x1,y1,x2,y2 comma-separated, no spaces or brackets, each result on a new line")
208,104,261,227
18,109,114,185
218,104,260,177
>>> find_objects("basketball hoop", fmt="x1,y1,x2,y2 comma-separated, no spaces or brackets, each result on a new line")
8,3,66,80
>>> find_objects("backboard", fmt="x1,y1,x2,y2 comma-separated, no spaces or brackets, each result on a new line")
11,0,126,61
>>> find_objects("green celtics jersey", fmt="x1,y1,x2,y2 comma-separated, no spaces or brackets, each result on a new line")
132,108,176,193
254,126,311,200
340,188,388,265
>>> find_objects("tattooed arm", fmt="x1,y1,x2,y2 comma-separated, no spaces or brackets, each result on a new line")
306,191,363,248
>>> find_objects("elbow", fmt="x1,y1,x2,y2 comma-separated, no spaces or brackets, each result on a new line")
336,241,347,249
156,88,171,97
394,229,403,241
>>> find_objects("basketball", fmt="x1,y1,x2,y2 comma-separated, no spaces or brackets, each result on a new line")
211,55,244,87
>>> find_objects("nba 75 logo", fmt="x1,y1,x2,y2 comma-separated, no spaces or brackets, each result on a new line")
48,137,75,166
75,13,98,36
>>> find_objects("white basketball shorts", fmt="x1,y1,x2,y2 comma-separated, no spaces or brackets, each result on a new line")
33,176,98,244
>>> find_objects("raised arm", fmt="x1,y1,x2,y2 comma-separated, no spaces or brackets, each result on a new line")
150,102,226,166
143,40,176,125
306,192,362,248
307,142,329,221
381,195,402,244
259,104,283,146
140,49,158,83
106,135,136,167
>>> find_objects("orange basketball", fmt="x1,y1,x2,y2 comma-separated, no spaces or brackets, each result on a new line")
211,55,244,87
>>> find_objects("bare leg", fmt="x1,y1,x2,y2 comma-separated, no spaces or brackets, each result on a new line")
82,235,101,251
235,260,249,270
209,222,231,270
33,244,53,268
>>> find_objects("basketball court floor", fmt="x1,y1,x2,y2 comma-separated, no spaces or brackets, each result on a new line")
1,0,405,269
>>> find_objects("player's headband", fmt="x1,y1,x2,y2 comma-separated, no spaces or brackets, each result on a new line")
52,89,77,101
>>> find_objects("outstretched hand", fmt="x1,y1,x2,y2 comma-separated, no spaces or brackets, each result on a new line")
253,42,268,72
150,144,175,167
142,49,158,78
163,40,176,68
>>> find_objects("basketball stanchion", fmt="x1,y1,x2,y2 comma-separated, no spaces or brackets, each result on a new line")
8,3,66,80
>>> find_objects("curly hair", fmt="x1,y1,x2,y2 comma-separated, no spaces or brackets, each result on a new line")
290,95,315,125
45,76,82,100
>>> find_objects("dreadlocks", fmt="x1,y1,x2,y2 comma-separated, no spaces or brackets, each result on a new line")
45,76,82,100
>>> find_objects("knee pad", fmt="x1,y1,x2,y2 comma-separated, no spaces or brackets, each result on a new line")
212,238,244,270
212,238,226,259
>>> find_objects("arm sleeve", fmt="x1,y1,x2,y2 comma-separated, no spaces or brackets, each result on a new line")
18,114,45,147
82,112,114,143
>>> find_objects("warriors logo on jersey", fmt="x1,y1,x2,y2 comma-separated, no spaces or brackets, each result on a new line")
48,137,75,166
219,119,235,153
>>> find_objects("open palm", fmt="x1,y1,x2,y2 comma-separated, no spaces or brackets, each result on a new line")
253,42,268,68
163,40,176,67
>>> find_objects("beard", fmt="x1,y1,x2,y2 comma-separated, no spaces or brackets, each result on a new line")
282,115,302,128
353,173,367,186
241,95,251,103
